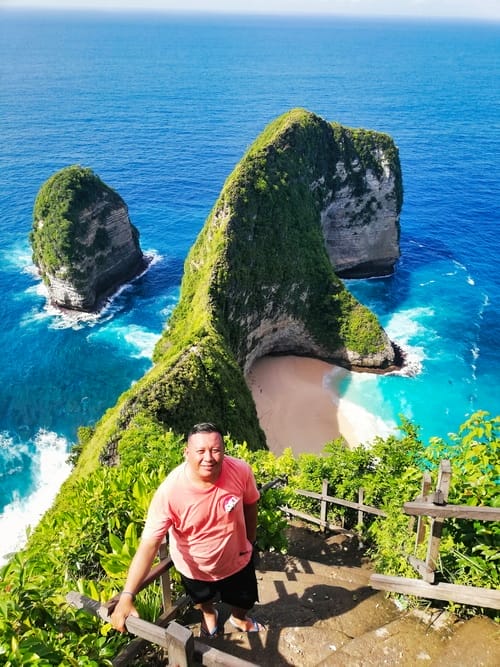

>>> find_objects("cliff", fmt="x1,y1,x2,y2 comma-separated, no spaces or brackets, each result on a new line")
321,123,402,278
30,165,146,312
75,108,402,467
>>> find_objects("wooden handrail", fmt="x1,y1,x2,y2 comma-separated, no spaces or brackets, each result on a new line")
403,502,500,521
67,592,259,667
370,574,500,610
289,487,387,517
370,459,500,605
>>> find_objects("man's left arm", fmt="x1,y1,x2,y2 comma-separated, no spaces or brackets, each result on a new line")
243,501,258,544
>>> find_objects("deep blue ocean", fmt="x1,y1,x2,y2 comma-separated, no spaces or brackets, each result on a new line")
0,10,499,562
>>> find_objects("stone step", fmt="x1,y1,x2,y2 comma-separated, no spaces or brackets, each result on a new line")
258,552,372,588
185,567,402,666
315,612,500,667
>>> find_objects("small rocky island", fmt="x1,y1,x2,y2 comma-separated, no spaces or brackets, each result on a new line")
30,165,147,312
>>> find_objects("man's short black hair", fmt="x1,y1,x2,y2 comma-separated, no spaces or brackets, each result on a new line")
187,422,222,439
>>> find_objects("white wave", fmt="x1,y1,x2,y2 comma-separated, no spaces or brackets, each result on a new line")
478,292,490,320
467,275,475,286
324,369,397,447
1,244,34,272
452,259,467,272
383,308,433,376
87,322,160,360
123,325,161,358
21,249,162,331
0,430,72,566
337,395,397,447
385,306,434,342
391,347,424,377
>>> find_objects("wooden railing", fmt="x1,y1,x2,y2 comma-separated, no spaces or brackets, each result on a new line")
277,464,499,611
279,478,386,532
367,460,500,610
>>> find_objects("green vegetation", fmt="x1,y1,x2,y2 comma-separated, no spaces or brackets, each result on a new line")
1,411,497,664
30,165,131,287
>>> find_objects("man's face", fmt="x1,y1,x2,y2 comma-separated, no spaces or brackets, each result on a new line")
184,431,224,484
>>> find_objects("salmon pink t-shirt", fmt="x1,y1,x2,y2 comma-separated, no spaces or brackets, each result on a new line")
141,456,260,581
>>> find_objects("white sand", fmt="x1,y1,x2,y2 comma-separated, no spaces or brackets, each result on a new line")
246,355,363,456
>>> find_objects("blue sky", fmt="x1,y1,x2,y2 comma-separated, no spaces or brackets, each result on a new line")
2,0,500,21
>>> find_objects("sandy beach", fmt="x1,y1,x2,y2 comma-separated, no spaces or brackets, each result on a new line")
245,355,352,456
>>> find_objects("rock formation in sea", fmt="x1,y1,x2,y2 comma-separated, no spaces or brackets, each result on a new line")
82,108,403,461
30,165,146,312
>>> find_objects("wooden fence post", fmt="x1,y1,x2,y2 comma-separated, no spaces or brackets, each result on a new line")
357,488,364,527
425,459,452,575
414,471,432,550
166,621,194,667
158,538,171,611
320,479,328,532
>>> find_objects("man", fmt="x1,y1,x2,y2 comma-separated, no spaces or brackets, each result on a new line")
110,422,264,636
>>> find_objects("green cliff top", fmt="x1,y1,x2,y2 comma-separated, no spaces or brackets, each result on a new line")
30,165,124,282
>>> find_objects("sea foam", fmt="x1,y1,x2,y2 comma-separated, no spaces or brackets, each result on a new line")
0,430,72,566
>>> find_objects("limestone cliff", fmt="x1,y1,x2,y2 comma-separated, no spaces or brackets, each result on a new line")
161,108,401,375
30,165,146,312
81,109,402,462
320,123,402,278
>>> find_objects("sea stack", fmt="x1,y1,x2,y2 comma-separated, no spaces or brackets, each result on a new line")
30,165,147,312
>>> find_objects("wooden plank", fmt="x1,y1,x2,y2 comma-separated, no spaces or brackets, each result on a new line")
194,639,260,666
112,595,190,666
357,488,364,527
408,555,435,583
259,476,286,493
158,540,172,610
292,490,387,517
278,506,347,532
370,574,500,610
137,556,174,592
404,502,500,521
67,593,194,662
280,506,324,527
67,591,110,623
167,621,194,667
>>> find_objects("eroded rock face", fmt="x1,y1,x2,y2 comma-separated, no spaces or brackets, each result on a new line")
320,148,401,278
31,166,146,312
198,108,402,372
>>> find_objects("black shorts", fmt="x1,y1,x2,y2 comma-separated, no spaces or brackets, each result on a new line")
180,557,259,610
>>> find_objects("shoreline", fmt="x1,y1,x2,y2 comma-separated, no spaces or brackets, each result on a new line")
246,355,392,457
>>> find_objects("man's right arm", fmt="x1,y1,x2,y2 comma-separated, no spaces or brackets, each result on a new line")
110,536,162,632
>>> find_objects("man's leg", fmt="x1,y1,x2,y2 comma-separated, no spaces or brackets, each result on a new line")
180,574,220,636
220,559,265,632
229,606,265,632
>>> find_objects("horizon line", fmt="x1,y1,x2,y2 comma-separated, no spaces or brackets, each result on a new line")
2,6,500,23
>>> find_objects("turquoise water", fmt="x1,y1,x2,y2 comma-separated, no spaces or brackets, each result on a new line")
0,11,499,561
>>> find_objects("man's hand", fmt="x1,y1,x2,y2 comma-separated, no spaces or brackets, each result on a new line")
110,594,139,633
108,536,162,632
